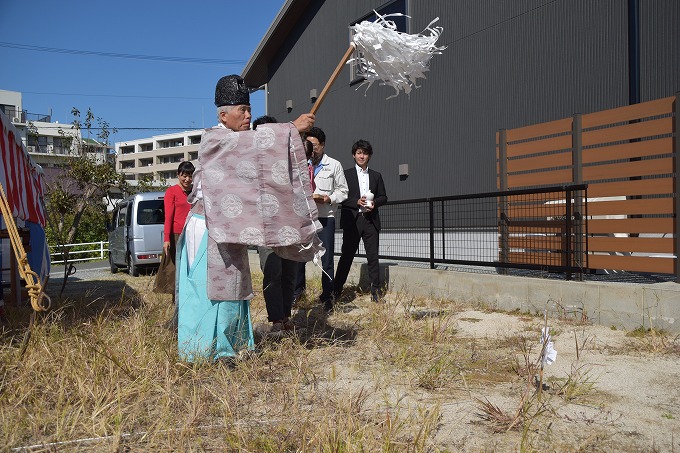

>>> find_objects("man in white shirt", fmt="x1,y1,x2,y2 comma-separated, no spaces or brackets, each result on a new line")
294,127,348,311
333,139,388,303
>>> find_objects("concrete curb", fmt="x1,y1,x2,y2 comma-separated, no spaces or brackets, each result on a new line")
247,251,680,333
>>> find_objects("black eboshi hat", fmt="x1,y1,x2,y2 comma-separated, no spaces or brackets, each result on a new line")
214,75,250,107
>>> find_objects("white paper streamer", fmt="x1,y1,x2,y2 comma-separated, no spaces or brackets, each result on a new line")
350,12,446,99
290,138,326,275
540,327,557,366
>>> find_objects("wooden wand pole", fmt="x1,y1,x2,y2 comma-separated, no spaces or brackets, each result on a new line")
310,43,356,115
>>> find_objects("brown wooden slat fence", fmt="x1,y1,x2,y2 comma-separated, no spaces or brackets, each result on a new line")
497,94,678,280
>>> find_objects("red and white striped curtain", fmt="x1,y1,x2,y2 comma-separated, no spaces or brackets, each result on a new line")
0,110,46,226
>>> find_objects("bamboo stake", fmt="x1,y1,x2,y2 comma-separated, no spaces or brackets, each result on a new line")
538,309,548,398
310,43,356,115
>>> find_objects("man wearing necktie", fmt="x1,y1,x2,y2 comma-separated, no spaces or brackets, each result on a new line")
293,127,348,311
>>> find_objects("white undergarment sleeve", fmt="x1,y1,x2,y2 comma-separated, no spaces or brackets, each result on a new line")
185,215,207,268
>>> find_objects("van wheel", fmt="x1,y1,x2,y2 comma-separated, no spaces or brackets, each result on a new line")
127,254,139,277
109,253,118,274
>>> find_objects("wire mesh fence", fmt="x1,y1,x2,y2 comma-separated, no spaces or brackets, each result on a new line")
339,185,588,280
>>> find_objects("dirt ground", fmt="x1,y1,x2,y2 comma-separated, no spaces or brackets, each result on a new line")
444,310,678,451
286,292,680,452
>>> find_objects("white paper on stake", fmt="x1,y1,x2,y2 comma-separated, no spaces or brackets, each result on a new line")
350,12,446,99
541,327,557,365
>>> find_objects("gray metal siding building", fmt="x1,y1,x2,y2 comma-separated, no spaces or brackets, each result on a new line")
243,0,679,201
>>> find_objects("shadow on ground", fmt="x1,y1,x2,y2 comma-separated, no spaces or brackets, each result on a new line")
0,273,143,342
253,286,368,350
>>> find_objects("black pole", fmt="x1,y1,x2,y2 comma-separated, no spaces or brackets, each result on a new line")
674,93,680,282
441,202,445,261
628,0,640,105
565,189,572,281
429,200,435,269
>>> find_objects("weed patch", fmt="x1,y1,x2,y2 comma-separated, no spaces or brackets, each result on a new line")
0,270,676,451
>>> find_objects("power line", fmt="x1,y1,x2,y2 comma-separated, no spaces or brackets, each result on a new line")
8,1,561,112
18,85,266,100
22,125,199,131
442,0,560,47
0,41,246,65
21,91,211,100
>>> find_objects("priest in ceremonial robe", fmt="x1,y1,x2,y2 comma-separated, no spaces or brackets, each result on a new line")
177,75,318,362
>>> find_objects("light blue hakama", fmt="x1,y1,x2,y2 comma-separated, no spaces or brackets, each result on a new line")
177,216,254,362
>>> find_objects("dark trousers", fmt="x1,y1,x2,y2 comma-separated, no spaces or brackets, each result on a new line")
334,214,381,296
259,247,297,322
294,217,335,303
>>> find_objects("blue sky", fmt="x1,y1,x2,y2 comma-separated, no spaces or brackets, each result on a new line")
0,1,285,144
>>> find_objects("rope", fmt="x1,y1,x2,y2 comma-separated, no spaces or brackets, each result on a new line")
0,183,50,312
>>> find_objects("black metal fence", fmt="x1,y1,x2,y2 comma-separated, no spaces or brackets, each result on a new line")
339,184,588,280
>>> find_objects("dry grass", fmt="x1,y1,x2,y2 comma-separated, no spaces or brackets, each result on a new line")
621,326,680,355
0,269,677,451
0,274,447,451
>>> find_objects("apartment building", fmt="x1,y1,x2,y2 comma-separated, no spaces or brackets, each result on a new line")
114,130,202,186
0,89,113,168
0,90,198,186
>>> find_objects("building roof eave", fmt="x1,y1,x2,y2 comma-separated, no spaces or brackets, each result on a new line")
241,0,312,88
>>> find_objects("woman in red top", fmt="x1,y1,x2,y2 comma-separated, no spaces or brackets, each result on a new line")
155,161,194,298
163,161,195,254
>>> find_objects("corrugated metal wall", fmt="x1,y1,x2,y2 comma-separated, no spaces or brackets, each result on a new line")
640,0,680,101
264,0,678,201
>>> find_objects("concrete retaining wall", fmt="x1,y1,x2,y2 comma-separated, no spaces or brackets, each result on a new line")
248,252,680,333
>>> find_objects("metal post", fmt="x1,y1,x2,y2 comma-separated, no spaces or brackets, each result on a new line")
572,115,583,194
572,114,584,275
628,0,640,106
499,129,508,192
429,200,435,269
572,114,583,184
674,93,680,282
565,188,573,281
441,202,445,261
498,129,509,274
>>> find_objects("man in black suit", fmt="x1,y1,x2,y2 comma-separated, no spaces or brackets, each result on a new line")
333,139,388,303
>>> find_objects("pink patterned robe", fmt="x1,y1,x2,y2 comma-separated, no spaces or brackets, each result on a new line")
186,122,322,301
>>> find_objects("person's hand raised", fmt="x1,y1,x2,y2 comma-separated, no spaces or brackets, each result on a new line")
293,113,315,133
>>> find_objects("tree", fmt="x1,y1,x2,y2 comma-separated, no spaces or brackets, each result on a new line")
44,108,128,293
136,173,168,194
43,108,170,293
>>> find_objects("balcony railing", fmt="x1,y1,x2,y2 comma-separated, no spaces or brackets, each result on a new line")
23,112,51,123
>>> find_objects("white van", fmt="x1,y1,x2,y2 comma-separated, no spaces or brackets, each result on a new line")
108,191,165,276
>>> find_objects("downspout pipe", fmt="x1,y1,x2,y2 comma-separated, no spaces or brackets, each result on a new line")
628,0,640,105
